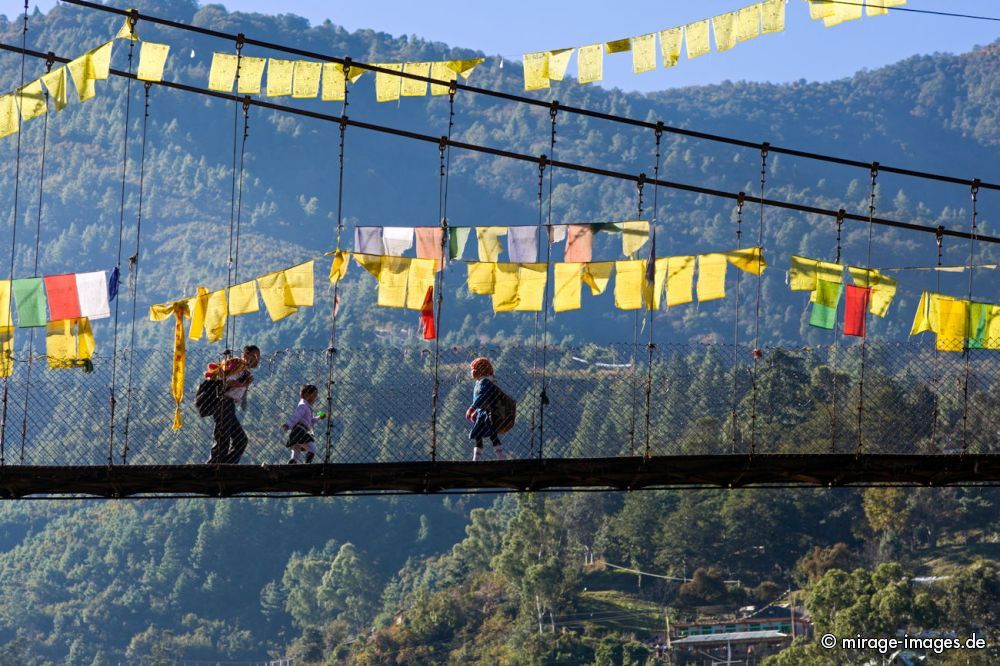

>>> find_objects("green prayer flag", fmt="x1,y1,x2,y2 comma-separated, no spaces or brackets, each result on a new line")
449,227,471,260
809,302,837,330
968,302,987,349
12,278,47,327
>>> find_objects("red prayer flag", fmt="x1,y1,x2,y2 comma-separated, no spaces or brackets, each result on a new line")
419,286,435,340
844,285,871,337
44,274,81,321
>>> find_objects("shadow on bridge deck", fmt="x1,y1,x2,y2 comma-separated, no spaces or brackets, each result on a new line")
1,455,997,498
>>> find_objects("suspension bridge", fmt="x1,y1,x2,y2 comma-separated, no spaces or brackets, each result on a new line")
0,3,997,498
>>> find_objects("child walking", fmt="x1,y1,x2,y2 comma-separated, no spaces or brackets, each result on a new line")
282,384,327,464
465,357,505,461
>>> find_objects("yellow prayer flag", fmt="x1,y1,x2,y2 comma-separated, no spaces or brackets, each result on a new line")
577,44,604,84
329,250,349,285
685,20,711,59
0,327,13,378
405,258,437,310
666,256,695,307
188,287,209,340
88,42,113,81
228,281,259,315
375,63,403,102
736,5,761,43
292,61,322,98
553,263,582,312
614,260,645,310
645,257,669,311
523,52,550,91
353,253,383,279
547,49,574,81
284,261,315,307
15,80,46,122
659,27,683,68
267,59,294,97
848,266,896,317
208,53,239,92
515,263,548,311
761,0,786,33
910,292,931,336
467,262,496,295
137,42,170,82
815,260,843,283
790,256,819,291
40,67,68,112
984,304,1000,350
582,262,613,295
115,16,139,41
322,62,348,101
476,227,508,262
430,61,458,96
605,38,632,54
377,257,410,308
697,253,727,302
808,1,836,20
401,62,430,97
0,281,11,327
447,58,485,79
867,0,907,17
149,303,174,321
492,263,520,312
936,297,968,352
620,221,649,258
238,57,267,94
204,290,227,343
257,271,298,322
725,247,767,275
46,318,95,368
150,303,188,429
631,33,657,74
824,1,863,27
713,12,739,53
0,95,16,139
67,54,96,102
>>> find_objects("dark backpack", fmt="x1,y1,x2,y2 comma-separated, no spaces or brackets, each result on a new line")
195,379,223,418
489,386,517,435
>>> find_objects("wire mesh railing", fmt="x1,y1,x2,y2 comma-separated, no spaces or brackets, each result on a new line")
0,341,996,466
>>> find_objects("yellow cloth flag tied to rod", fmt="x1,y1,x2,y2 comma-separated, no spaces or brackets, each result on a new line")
619,221,650,258
0,326,12,378
429,62,456,96
553,263,583,312
935,297,968,352
697,253,727,302
137,42,170,83
577,44,604,84
666,256,695,307
187,287,209,340
614,260,645,310
848,266,897,317
401,62,430,97
659,27,683,69
40,67,69,112
685,20,711,59
203,290,227,343
789,255,819,291
67,41,112,103
808,0,836,20
267,58,294,97
523,52,550,91
713,12,739,53
476,227,508,262
467,262,496,296
228,281,260,315
0,95,17,139
547,50,574,81
824,1,863,27
45,318,96,370
257,271,298,322
16,80,47,122
724,247,767,275
329,251,349,285
149,302,189,429
353,253,383,279
761,0,786,33
375,63,403,102
867,0,907,17
238,57,267,95
605,38,632,54
516,263,547,311
582,262,613,296
631,33,657,74
405,259,437,310
645,257,669,311
115,15,140,41
283,261,315,307
736,5,761,43
0,280,11,328
292,61,323,98
208,53,239,92
377,256,410,308
492,263,520,312
322,62,349,101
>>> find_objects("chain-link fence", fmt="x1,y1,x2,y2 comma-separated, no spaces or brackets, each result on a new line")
0,341,996,466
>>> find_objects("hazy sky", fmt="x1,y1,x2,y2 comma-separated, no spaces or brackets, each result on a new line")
27,0,1000,92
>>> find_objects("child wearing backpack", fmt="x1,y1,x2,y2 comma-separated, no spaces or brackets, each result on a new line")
282,384,327,464
465,357,507,461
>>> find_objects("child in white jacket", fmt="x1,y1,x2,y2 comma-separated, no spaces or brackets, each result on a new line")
282,384,327,464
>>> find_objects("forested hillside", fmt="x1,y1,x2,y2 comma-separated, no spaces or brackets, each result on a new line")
0,1,997,663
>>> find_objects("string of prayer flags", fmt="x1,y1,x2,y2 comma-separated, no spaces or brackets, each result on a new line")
809,279,843,330
909,292,997,352
375,63,404,102
149,301,188,429
523,50,574,91
228,281,260,315
554,263,583,312
449,227,471,260
45,318,96,371
427,59,485,96
848,266,897,317
383,227,414,256
12,278,46,328
415,228,445,269
697,253,728,302
565,225,594,262
267,59,294,97
476,227,507,262
489,263,547,312
257,271,299,322
44,275,81,321
507,227,539,263
293,61,322,98
137,42,170,82
577,44,603,84
843,285,871,337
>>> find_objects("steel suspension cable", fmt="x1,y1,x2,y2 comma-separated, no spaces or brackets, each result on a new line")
223,38,245,355
730,192,745,454
528,157,546,457
643,125,663,460
538,104,558,459
120,82,152,464
322,60,351,465
18,53,54,464
229,100,250,350
59,0,1000,195
961,179,980,455
2,1,30,466
830,209,845,454
629,178,645,457
930,227,944,453
855,163,879,456
430,85,456,463
748,144,768,457
107,21,137,465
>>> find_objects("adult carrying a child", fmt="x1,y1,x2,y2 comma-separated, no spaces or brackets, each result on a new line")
197,344,261,464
